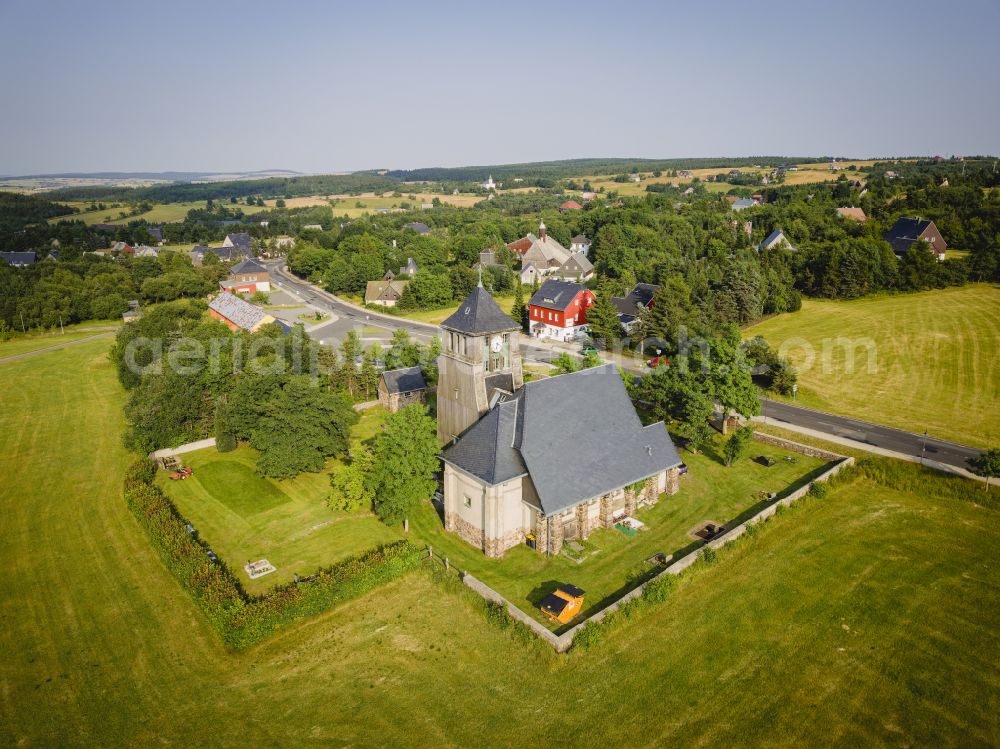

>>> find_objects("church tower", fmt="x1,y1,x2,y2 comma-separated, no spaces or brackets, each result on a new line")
437,278,523,443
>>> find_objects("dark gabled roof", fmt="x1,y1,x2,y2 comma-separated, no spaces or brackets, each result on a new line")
402,222,430,234
624,283,658,309
0,251,37,266
571,234,590,244
517,365,681,514
225,232,253,249
884,217,936,255
441,396,528,485
381,366,426,395
194,244,249,262
529,278,584,311
147,226,164,242
441,286,519,335
612,284,655,319
230,257,267,275
442,364,682,515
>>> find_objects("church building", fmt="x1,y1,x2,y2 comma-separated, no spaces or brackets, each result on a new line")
437,284,683,558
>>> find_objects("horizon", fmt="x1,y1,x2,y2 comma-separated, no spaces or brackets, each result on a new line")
3,151,996,181
2,0,999,174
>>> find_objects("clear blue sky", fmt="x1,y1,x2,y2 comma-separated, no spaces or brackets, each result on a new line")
1,0,998,175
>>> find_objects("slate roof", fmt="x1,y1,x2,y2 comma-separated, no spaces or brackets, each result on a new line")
381,366,426,395
147,226,164,242
758,229,793,252
571,234,590,245
225,232,253,250
193,244,249,262
441,286,519,335
441,396,528,486
442,364,682,515
559,253,593,277
529,279,585,311
731,198,758,210
400,257,419,275
208,292,269,331
0,251,36,266
365,278,408,303
612,283,659,320
403,222,430,235
230,257,267,275
883,217,939,255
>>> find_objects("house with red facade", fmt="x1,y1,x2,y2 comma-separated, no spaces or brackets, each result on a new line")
528,279,595,342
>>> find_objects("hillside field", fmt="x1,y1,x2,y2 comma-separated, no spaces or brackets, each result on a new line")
746,285,1000,448
0,335,997,746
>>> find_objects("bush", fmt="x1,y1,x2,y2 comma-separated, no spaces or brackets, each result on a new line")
643,573,677,604
700,545,718,564
125,457,158,485
123,460,421,649
809,481,829,498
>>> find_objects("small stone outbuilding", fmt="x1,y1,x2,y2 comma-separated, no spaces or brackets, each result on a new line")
378,366,427,412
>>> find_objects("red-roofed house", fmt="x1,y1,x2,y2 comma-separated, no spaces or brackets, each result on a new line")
528,279,596,342
559,200,582,212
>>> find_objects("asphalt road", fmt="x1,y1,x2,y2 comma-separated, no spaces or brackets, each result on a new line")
270,262,562,363
270,261,981,468
759,398,981,469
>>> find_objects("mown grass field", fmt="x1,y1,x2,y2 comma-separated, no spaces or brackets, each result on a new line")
745,285,1000,448
410,437,827,629
264,190,482,217
158,409,396,595
49,200,269,226
0,325,118,359
1,336,998,747
384,294,516,324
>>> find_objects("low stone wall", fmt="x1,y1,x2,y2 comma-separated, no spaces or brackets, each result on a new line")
460,432,854,652
751,431,846,462
463,574,571,652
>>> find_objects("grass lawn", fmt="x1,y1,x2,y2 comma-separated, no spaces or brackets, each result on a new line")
410,435,828,630
49,200,268,226
2,336,997,747
157,408,398,595
264,190,482,217
0,327,118,358
745,285,1000,447
388,294,516,325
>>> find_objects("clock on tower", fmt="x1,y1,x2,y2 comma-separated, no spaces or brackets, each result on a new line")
436,284,523,443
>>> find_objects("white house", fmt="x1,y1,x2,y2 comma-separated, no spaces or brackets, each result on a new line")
570,234,591,255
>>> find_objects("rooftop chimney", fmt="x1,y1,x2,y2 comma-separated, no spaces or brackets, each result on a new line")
539,220,547,241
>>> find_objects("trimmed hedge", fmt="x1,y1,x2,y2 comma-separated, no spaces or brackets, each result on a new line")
125,460,422,649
